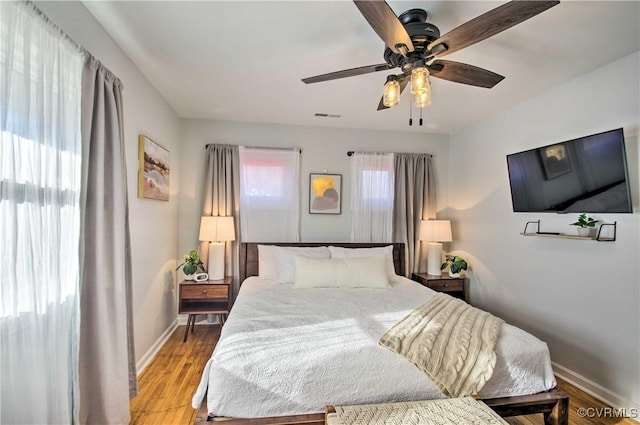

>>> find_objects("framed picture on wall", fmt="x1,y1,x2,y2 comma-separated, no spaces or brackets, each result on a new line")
138,135,170,201
309,173,341,214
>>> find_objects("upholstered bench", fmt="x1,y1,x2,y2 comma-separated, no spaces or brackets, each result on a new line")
325,397,509,425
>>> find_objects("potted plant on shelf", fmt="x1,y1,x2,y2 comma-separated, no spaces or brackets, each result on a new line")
570,213,599,237
176,250,205,280
440,255,469,278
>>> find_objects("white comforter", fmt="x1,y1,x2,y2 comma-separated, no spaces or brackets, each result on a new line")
192,276,556,418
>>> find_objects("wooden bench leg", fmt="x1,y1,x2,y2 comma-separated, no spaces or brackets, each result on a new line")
482,388,569,425
544,392,569,425
557,393,569,425
191,314,196,333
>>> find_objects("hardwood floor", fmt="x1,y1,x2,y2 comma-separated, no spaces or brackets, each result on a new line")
130,325,219,425
131,325,637,425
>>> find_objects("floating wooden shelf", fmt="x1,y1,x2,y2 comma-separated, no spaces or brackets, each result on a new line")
520,232,615,241
521,220,617,242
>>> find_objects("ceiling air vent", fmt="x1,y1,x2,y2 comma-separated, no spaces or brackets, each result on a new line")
314,113,342,118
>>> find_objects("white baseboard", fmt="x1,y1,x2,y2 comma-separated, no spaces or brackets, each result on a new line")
553,361,640,421
136,318,179,375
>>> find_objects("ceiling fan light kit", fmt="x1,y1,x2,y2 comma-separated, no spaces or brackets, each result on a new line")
410,66,429,95
302,0,560,125
383,75,400,108
410,65,431,110
414,85,431,108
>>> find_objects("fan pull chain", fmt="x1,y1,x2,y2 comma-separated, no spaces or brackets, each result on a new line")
420,107,423,126
409,101,413,126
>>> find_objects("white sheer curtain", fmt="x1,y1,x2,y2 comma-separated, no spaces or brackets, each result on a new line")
239,146,300,242
0,2,83,424
351,152,395,242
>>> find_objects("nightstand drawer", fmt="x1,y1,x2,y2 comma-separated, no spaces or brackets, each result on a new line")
427,280,463,291
411,273,466,301
181,284,228,299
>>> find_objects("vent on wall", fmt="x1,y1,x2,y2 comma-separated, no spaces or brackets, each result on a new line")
314,113,342,118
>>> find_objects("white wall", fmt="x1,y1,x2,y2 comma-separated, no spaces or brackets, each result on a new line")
448,51,640,409
35,2,182,365
178,120,450,262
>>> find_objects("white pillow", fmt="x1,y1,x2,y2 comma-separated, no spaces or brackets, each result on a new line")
257,245,277,279
328,245,397,281
271,246,330,283
293,256,390,289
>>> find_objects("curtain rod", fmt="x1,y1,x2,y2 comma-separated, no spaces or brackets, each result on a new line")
26,2,122,86
347,151,432,157
205,144,300,152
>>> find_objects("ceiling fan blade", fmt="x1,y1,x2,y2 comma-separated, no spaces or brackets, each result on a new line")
302,63,394,84
377,75,409,111
428,60,504,88
353,0,414,56
427,1,559,58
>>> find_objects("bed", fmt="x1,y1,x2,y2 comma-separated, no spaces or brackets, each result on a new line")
193,243,568,425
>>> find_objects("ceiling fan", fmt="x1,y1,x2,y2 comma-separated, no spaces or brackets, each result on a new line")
302,0,560,113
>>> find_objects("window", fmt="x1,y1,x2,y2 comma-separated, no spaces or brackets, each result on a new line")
0,16,82,318
0,133,81,317
1,2,83,423
239,146,300,242
241,163,286,199
351,152,395,242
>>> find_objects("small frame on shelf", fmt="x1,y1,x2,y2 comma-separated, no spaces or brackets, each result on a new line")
520,220,616,242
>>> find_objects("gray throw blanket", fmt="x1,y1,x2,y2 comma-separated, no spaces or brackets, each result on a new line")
379,293,504,397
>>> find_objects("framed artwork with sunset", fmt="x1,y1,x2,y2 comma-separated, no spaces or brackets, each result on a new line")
309,173,341,214
138,135,170,201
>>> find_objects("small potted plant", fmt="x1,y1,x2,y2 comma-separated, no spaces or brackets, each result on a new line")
570,213,599,237
176,250,204,280
440,255,469,278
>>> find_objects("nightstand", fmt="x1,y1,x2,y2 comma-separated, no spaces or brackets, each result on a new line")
411,273,466,301
179,277,232,342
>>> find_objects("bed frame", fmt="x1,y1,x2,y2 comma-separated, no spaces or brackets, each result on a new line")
194,242,568,425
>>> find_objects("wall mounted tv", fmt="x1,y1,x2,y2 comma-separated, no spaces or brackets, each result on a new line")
506,128,632,213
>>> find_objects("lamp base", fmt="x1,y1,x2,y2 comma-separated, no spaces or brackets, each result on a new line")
426,242,443,276
208,242,225,280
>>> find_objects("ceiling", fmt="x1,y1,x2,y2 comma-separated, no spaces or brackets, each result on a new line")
84,1,640,134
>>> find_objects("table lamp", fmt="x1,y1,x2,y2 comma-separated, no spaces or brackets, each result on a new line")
199,216,235,280
419,220,452,276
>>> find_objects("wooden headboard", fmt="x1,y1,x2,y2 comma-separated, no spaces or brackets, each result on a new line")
239,242,405,284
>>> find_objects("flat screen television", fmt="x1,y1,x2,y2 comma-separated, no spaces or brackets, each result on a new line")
506,128,633,213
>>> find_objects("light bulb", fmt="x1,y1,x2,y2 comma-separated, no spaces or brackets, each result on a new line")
414,90,431,108
383,77,400,107
410,67,429,95
413,76,431,108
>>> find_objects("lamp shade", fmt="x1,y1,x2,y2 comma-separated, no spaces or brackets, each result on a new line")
199,216,235,242
419,220,452,242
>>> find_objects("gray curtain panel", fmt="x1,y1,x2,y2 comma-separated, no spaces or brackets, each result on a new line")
393,153,436,276
202,144,241,304
78,55,136,424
